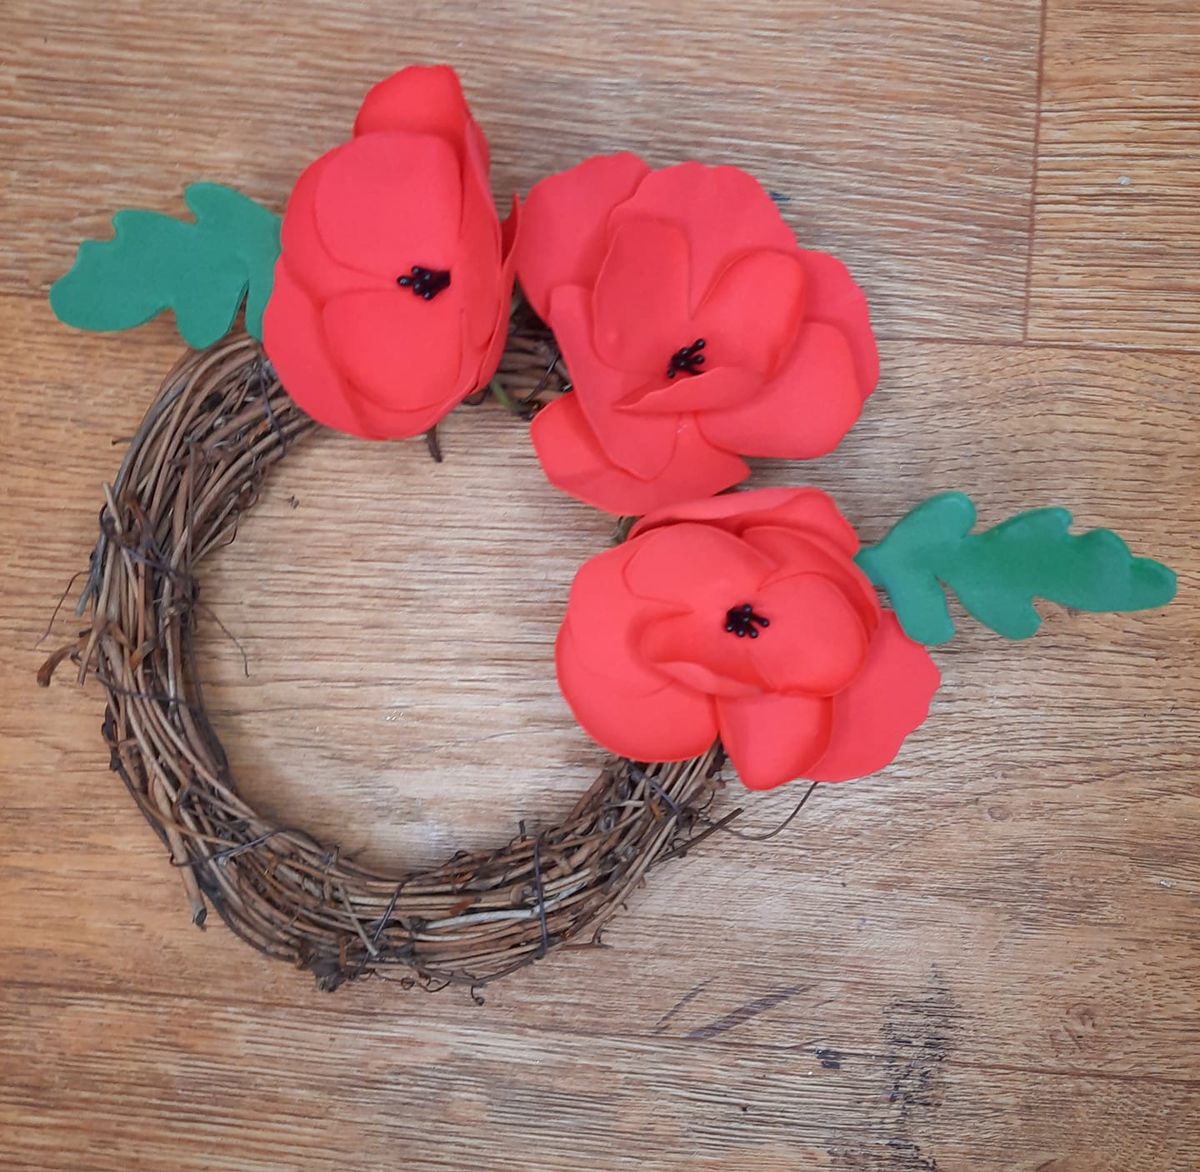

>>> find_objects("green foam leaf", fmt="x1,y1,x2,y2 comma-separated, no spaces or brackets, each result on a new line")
855,492,1177,645
49,183,281,349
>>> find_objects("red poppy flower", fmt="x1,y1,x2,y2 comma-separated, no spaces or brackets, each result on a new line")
517,154,879,514
556,488,938,790
263,66,519,439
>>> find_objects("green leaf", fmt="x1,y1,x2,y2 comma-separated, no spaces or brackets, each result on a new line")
855,491,1177,645
49,183,281,349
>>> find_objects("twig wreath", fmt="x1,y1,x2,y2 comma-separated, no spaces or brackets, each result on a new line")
41,66,1177,991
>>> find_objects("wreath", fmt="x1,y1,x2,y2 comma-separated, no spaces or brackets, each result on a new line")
40,66,1176,992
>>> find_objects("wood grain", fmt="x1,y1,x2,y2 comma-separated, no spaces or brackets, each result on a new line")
3,0,1042,340
1,0,1199,1169
1028,0,1200,345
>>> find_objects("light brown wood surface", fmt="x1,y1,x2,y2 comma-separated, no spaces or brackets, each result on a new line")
2,1,1198,1168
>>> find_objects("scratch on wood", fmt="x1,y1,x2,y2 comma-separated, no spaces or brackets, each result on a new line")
651,978,713,1035
879,968,957,1171
683,985,807,1041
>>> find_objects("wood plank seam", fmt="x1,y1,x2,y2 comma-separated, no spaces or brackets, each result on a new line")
1023,0,1051,343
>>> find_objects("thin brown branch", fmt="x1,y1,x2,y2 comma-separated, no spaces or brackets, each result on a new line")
40,325,811,992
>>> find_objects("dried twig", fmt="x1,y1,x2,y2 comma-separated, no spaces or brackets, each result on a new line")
38,326,739,992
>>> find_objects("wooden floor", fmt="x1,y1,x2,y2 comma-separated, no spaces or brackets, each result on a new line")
2,1,1198,1168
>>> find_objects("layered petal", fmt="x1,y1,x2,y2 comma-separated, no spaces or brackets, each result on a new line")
519,159,877,508
640,612,763,697
591,218,692,373
632,487,860,558
321,287,464,413
557,536,719,759
555,488,938,789
806,613,939,782
354,65,475,152
530,394,749,515
455,143,505,354
516,152,651,320
608,163,796,307
278,153,371,299
556,624,718,761
349,388,478,440
799,249,879,397
742,525,880,631
264,265,366,435
456,100,505,347
691,249,806,375
472,195,522,391
618,365,761,414
749,572,871,694
315,131,463,277
697,322,863,459
639,569,869,699
716,691,833,791
622,523,772,611
563,540,673,696
548,283,682,479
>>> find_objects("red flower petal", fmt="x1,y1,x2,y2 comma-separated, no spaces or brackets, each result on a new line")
279,153,369,299
530,395,749,515
263,265,366,435
353,65,475,154
500,193,521,260
691,249,806,374
617,365,762,414
613,246,807,415
556,624,718,762
640,569,869,700
609,162,796,308
562,528,736,759
315,131,463,277
697,322,863,458
806,613,939,782
632,487,860,558
799,249,879,398
346,393,473,440
640,613,764,698
516,152,651,320
622,523,772,611
322,287,465,413
464,116,494,188
459,100,503,276
548,284,681,479
452,116,513,391
716,691,833,791
741,525,880,632
454,166,505,355
562,541,674,696
472,195,522,391
751,573,871,694
591,219,691,373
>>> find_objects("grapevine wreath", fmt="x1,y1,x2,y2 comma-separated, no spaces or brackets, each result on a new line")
41,66,1177,992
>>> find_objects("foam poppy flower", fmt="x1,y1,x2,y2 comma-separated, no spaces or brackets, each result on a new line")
517,155,878,514
263,66,520,439
556,488,938,790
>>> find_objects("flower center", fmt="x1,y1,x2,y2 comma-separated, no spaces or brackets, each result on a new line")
397,265,452,301
666,338,706,379
724,602,770,639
